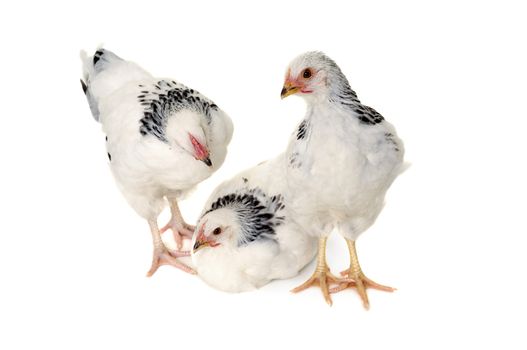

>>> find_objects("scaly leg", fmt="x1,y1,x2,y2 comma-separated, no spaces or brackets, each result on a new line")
160,199,195,250
330,239,395,309
291,237,341,306
146,219,196,277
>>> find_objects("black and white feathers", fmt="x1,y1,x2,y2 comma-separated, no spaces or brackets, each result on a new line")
191,155,317,292
283,51,405,240
80,48,233,220
136,79,220,143
204,188,285,247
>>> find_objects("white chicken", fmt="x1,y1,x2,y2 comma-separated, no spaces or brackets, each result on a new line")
280,51,405,307
191,155,317,292
80,48,233,276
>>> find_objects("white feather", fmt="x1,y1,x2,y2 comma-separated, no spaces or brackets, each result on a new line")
80,48,233,220
191,155,317,293
283,51,405,241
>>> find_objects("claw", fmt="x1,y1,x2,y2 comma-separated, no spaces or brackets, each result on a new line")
167,248,191,258
147,249,196,277
146,219,195,277
290,238,340,306
161,201,196,250
332,238,396,309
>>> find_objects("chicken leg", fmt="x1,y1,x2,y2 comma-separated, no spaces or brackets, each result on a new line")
291,237,341,306
330,239,395,309
160,199,195,250
146,219,196,277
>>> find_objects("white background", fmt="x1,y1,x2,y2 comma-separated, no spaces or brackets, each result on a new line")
1,0,526,349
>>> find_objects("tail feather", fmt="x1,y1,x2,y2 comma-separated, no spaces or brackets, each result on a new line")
80,47,152,122
79,77,100,121
93,49,103,65
91,48,124,74
80,79,88,94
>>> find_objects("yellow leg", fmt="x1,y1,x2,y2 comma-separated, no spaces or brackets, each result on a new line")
291,237,340,306
330,239,395,309
146,219,196,277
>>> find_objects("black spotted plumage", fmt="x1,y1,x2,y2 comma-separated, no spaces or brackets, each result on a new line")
334,91,384,124
93,50,103,64
289,151,301,168
138,80,219,142
384,132,400,152
333,86,384,125
204,188,285,247
80,79,88,94
317,53,384,126
81,49,125,122
353,104,384,125
297,119,309,140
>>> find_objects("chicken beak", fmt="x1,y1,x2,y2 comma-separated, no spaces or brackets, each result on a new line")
189,133,212,167
193,239,210,252
202,156,212,167
281,82,300,99
193,237,221,252
193,222,210,253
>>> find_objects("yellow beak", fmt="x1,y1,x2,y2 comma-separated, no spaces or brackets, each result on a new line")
193,239,210,253
281,82,300,99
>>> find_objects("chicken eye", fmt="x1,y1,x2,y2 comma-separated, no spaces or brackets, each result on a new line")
303,69,312,79
213,227,222,235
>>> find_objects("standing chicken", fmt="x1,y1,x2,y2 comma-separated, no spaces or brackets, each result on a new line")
80,48,233,276
191,155,317,292
280,51,405,307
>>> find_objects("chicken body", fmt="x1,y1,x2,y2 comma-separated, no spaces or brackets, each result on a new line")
281,51,405,306
286,101,403,240
80,48,233,275
191,155,317,292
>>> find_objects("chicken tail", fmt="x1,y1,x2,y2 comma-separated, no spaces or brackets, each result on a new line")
79,47,151,122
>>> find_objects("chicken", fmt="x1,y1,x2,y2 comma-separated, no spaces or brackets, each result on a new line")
191,155,317,292
80,48,233,276
280,51,405,307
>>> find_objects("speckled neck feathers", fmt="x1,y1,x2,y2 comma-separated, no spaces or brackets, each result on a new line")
205,188,285,247
318,53,385,126
138,80,219,143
